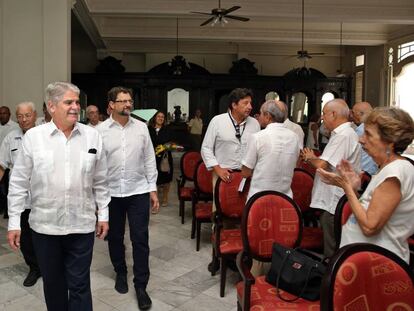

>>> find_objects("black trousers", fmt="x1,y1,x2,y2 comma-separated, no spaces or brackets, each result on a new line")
20,209,39,272
31,230,94,311
108,193,150,290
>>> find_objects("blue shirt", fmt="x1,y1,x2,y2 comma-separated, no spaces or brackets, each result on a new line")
355,123,378,175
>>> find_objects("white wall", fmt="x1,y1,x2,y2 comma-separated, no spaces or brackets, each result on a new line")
0,0,71,115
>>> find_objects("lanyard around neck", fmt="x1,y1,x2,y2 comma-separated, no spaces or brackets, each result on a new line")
228,112,246,141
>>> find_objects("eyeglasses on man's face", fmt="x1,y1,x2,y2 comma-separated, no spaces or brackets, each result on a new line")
17,113,33,120
115,99,134,105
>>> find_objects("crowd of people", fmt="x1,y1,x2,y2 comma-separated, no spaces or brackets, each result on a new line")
1,82,414,311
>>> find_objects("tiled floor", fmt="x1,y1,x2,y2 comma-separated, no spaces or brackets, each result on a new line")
0,153,240,311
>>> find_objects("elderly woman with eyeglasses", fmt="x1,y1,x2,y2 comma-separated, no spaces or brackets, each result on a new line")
318,107,414,263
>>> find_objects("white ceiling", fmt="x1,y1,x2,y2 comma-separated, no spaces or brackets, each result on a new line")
73,0,414,56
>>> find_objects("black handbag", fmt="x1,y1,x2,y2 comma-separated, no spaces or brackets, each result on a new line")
265,243,326,301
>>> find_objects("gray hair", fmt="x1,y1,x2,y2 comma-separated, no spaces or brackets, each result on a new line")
261,100,286,123
45,82,80,105
325,99,349,118
86,105,99,114
16,101,36,113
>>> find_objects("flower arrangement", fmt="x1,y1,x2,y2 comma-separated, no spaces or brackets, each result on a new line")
155,142,184,156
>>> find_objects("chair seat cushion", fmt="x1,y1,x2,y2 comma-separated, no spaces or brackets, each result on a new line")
300,227,324,250
236,276,320,310
219,229,243,254
195,202,212,219
179,187,194,200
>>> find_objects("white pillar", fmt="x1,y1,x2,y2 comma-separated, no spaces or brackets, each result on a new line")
0,0,71,115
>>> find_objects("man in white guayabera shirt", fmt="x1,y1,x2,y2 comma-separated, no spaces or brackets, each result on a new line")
0,101,41,287
201,88,260,273
7,82,110,311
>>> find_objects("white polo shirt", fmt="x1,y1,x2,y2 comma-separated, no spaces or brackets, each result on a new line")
311,122,361,214
201,112,260,170
242,123,300,200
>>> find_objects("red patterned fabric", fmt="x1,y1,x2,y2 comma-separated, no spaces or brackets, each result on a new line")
179,187,193,200
182,151,201,180
195,202,212,219
196,162,213,194
217,172,248,218
211,229,243,254
300,227,323,250
247,195,300,258
236,276,320,311
292,169,314,213
333,251,414,310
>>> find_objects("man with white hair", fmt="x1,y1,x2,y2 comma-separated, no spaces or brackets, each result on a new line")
86,105,102,128
7,82,110,311
0,101,41,286
301,99,361,257
242,100,300,200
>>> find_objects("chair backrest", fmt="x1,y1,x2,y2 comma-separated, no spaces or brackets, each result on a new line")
334,195,352,251
241,191,303,261
193,160,213,195
214,171,248,218
360,170,372,192
321,243,414,311
180,151,202,181
291,168,314,213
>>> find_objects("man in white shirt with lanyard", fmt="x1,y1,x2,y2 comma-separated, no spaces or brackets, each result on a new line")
0,101,41,287
301,99,361,257
97,86,159,311
201,88,260,272
7,82,110,311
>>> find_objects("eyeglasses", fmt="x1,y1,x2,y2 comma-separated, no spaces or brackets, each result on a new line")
17,113,33,120
115,99,134,104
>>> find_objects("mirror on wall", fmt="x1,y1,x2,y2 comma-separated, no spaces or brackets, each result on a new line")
167,88,189,123
290,92,308,123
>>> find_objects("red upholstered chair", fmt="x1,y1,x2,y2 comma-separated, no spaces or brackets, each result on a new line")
191,160,213,251
320,243,414,310
333,195,352,251
236,191,320,310
292,168,323,252
213,171,248,297
176,151,202,224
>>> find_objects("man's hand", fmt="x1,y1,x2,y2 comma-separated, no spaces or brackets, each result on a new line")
7,230,21,250
213,166,232,183
96,221,109,239
300,147,316,162
150,191,160,214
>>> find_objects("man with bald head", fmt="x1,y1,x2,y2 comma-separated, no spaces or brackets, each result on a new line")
301,99,361,257
351,102,377,175
1,102,41,286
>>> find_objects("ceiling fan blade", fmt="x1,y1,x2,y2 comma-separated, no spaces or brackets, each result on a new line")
190,11,213,16
308,52,325,55
223,6,241,14
200,16,216,26
225,15,250,22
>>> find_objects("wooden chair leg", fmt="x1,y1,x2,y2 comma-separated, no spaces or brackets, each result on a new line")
181,201,185,224
220,257,227,297
191,215,196,239
196,221,202,251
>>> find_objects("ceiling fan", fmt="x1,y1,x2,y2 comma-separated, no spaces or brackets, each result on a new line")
191,0,250,27
296,0,324,60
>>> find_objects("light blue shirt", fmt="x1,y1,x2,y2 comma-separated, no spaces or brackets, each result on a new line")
355,123,378,176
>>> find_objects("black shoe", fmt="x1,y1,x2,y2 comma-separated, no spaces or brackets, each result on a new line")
115,274,128,294
23,270,41,287
207,259,220,274
136,288,152,310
